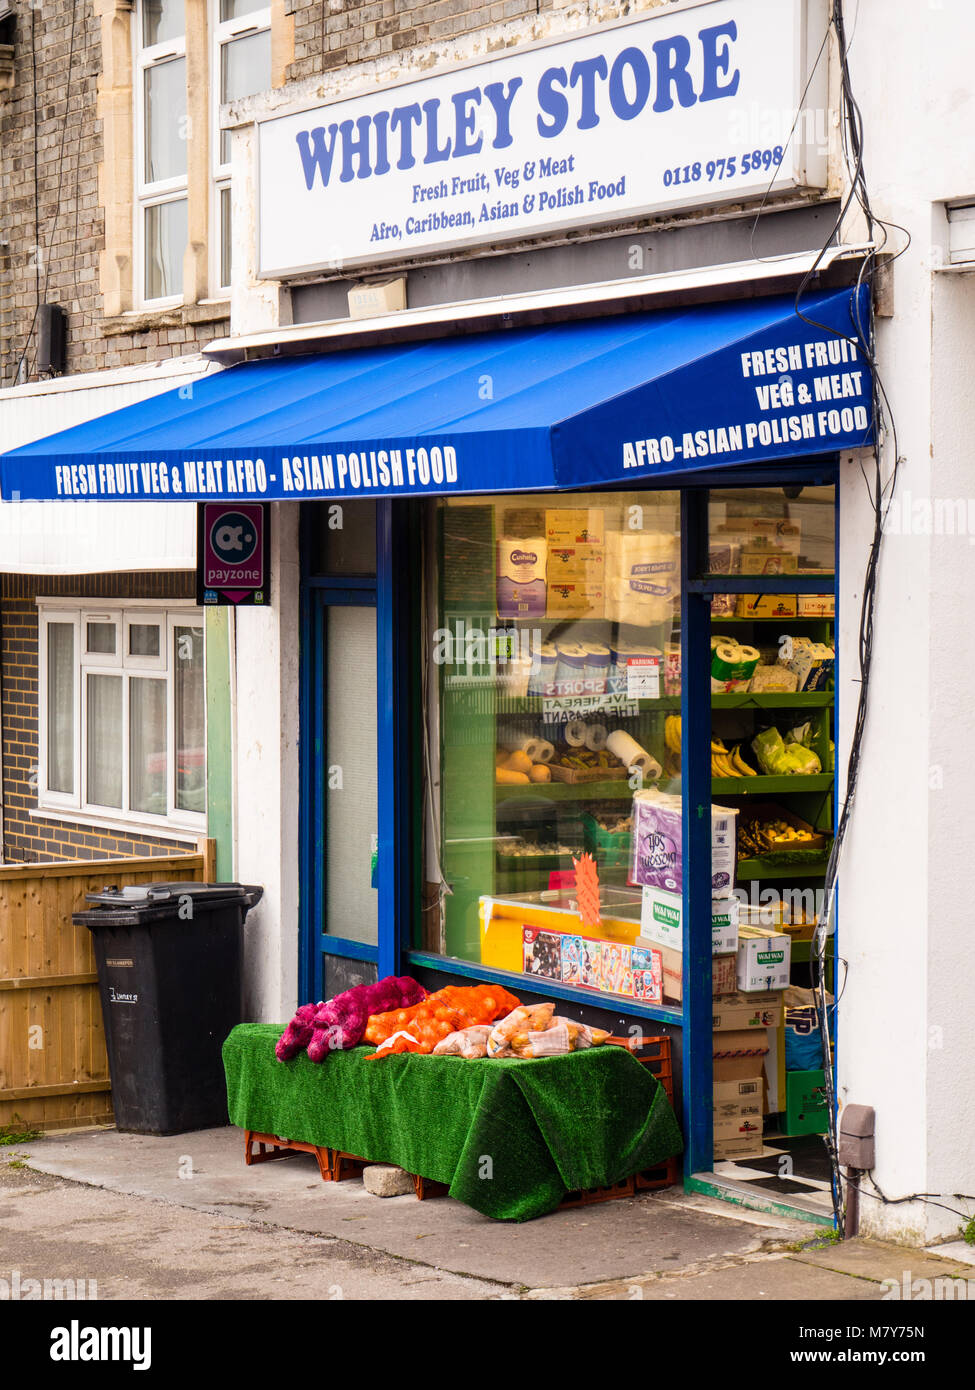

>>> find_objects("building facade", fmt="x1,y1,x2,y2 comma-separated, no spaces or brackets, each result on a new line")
1,0,974,1247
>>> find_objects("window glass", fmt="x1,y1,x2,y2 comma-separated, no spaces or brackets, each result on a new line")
325,606,378,945
307,500,377,576
86,621,116,655
425,492,680,988
707,484,835,577
41,607,206,823
142,0,184,46
219,185,232,289
174,626,206,814
130,678,168,815
87,674,123,809
220,0,266,18
47,623,74,795
144,57,187,183
220,30,270,163
145,198,187,301
129,623,161,658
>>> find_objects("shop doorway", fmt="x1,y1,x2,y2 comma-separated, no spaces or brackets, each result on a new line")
682,481,838,1220
299,505,381,1004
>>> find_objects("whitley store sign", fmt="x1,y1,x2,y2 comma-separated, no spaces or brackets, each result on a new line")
258,0,828,276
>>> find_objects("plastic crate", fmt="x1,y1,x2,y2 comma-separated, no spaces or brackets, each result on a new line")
581,811,632,867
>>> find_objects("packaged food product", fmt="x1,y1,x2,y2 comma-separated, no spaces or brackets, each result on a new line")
513,1021,571,1058
748,663,799,693
553,1016,594,1049
751,727,822,776
364,983,520,1050
487,1002,556,1057
432,1024,494,1058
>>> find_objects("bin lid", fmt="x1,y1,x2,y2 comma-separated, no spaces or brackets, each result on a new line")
73,881,262,925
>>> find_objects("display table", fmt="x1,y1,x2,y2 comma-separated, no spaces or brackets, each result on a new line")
223,1024,683,1221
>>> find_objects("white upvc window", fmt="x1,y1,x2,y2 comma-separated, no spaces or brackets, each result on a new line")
135,0,189,306
211,0,271,293
37,603,207,832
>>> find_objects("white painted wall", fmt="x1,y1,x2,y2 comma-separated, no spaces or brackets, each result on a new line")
837,0,975,1243
233,501,301,1022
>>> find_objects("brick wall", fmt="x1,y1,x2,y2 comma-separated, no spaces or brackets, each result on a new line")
288,0,558,82
0,1,227,386
0,571,199,863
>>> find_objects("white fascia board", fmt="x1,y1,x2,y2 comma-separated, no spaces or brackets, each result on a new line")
205,245,874,364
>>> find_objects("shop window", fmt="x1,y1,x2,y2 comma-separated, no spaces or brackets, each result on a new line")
211,0,271,294
707,484,836,577
136,0,189,305
306,500,377,577
423,492,681,993
37,605,206,829
419,483,836,1059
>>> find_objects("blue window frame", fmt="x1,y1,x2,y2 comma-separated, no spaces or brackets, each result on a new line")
299,463,839,1191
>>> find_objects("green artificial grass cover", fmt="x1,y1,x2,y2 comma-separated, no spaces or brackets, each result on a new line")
223,1024,683,1221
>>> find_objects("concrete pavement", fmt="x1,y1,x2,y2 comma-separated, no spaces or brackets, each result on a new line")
2,1127,972,1300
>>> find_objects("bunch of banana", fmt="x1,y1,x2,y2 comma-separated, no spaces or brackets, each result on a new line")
664,715,682,754
711,737,757,778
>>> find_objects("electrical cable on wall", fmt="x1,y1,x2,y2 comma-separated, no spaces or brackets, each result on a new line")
783,0,916,1231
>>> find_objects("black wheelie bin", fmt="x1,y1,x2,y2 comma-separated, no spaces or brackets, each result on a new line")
73,882,263,1134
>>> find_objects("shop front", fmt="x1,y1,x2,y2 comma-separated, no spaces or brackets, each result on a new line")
0,285,866,1211
0,0,870,1217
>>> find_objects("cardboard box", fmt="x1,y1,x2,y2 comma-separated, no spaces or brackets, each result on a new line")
713,1078,763,1130
546,545,606,581
545,580,605,619
713,1029,769,1082
545,508,604,547
714,1133,766,1160
785,1067,829,1136
797,592,835,618
713,1078,764,1158
712,990,783,1031
737,926,792,992
639,885,739,955
712,952,737,995
740,548,798,576
715,518,801,556
653,941,737,1005
736,593,798,618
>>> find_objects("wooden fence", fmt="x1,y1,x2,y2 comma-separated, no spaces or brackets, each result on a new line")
0,842,216,1133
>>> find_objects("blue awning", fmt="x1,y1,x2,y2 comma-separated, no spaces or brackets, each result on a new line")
0,286,872,503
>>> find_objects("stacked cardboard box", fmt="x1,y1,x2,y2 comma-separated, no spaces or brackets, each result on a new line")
544,510,605,617
713,1030,768,1159
638,885,738,1005
711,985,786,1159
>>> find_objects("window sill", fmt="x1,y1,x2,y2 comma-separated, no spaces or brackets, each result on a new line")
102,302,231,338
30,806,205,845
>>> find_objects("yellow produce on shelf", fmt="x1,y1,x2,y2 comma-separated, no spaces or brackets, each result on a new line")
496,768,530,785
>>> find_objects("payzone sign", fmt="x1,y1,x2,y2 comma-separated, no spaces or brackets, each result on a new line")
258,0,827,276
197,502,270,606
